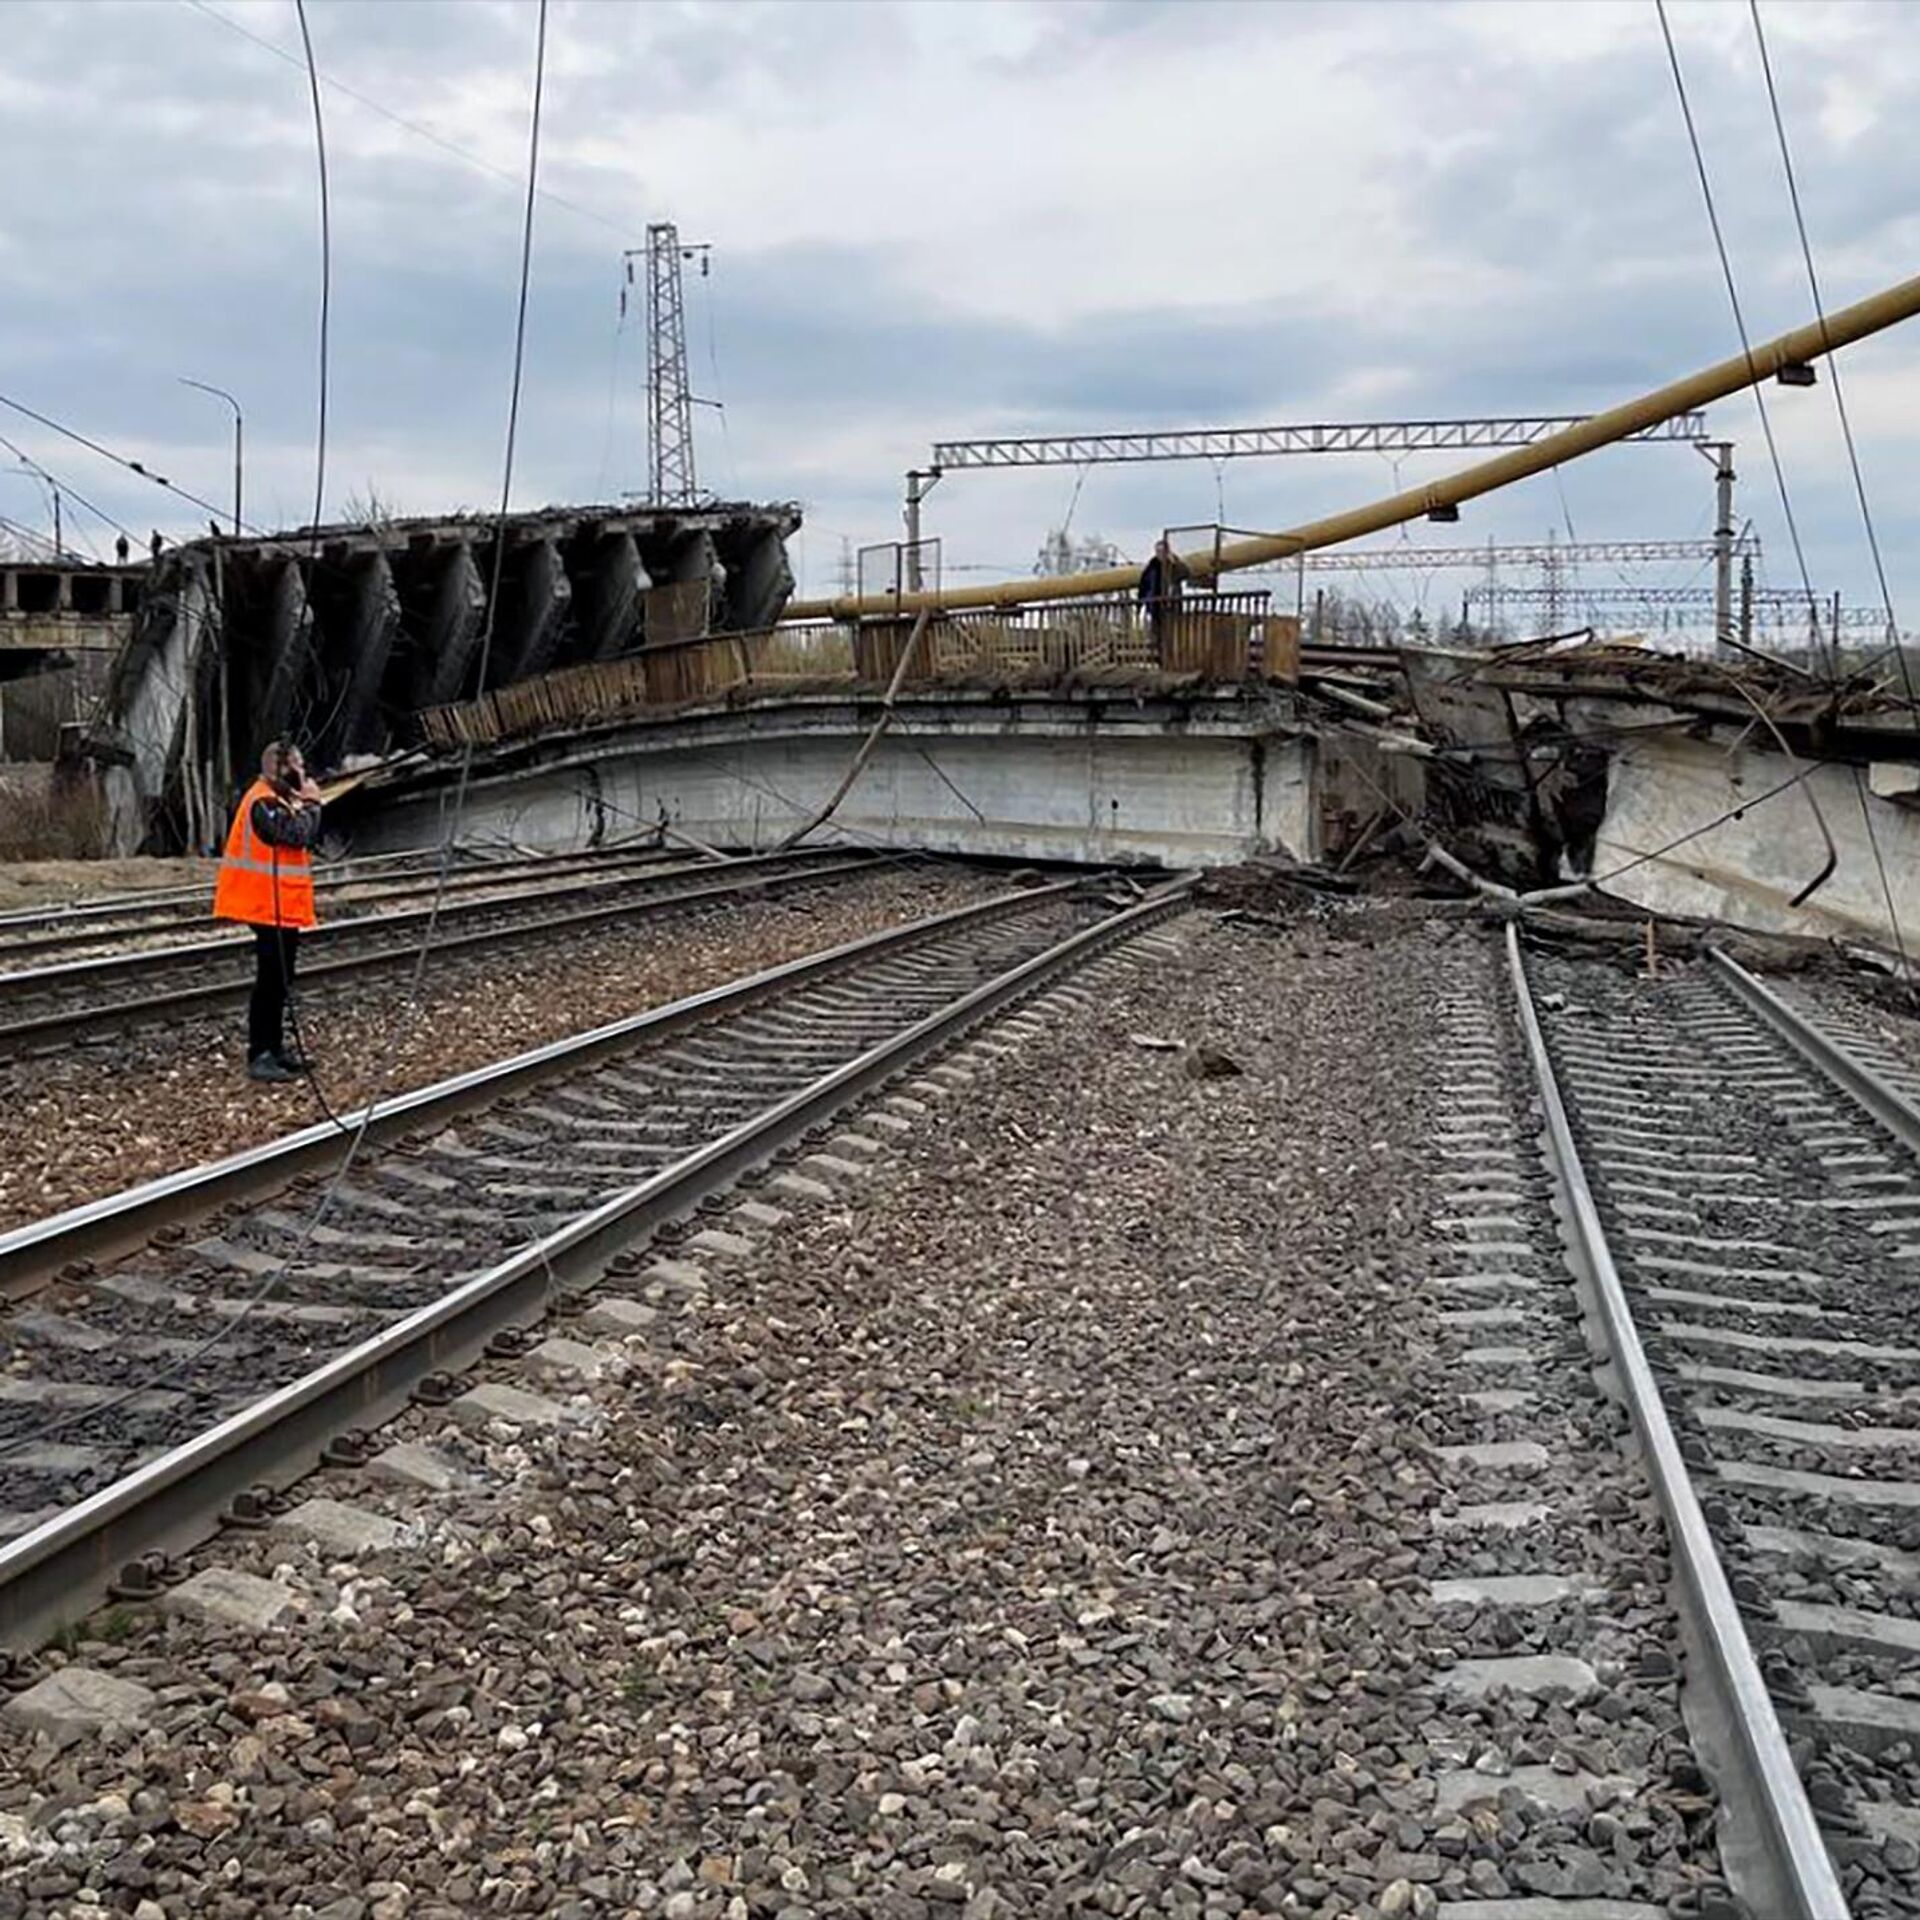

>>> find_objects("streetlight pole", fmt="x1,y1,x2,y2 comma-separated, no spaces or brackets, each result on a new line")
179,378,243,535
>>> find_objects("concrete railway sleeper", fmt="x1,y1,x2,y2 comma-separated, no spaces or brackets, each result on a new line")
1507,924,1920,1919
0,848,882,1057
0,872,1192,1647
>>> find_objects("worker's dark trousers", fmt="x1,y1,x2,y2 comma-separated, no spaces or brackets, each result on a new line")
248,924,300,1061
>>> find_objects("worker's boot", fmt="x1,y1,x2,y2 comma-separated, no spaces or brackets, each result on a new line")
276,1047,313,1072
248,1053,297,1083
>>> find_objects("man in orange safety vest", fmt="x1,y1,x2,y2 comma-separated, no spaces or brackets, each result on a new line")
212,741,323,1083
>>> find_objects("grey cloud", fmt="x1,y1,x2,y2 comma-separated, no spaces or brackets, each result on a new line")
0,0,1916,621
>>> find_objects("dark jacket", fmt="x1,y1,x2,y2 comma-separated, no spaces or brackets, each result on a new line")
250,793,323,851
1138,552,1189,604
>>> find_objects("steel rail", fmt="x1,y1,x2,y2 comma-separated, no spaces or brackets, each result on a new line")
1505,923,1847,1920
0,846,469,934
0,841,571,936
0,845,854,994
0,852,879,1054
0,875,1193,1646
1707,949,1920,1156
0,842,690,961
0,876,1087,1299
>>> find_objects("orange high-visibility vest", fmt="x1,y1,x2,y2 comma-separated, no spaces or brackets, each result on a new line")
212,778,317,929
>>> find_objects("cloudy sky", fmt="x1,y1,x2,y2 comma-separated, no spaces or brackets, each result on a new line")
2,0,1917,631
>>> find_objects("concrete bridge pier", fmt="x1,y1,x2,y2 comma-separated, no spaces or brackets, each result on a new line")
723,522,794,634
332,552,403,760
257,559,316,753
579,530,647,662
100,552,216,850
489,536,573,687
415,542,487,709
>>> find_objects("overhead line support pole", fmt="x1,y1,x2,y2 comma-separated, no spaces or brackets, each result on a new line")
904,467,940,593
1701,439,1735,653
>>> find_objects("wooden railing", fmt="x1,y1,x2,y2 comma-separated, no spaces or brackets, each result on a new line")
416,592,1298,751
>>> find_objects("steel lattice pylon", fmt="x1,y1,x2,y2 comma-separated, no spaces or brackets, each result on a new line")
646,222,702,506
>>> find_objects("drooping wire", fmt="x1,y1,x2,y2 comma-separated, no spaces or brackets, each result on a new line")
0,430,138,544
700,258,742,501
1748,2,1909,693
1654,0,1833,679
0,0,555,1469
180,0,634,244
1746,0,1915,993
0,394,239,535
271,0,348,1130
293,0,329,545
593,275,630,501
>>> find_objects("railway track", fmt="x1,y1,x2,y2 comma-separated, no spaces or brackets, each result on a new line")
0,872,1191,1645
0,839,688,966
1460,929,1920,1920
0,847,881,1056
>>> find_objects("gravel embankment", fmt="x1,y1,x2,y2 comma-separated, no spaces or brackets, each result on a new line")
0,908,1727,1918
0,866,1002,1232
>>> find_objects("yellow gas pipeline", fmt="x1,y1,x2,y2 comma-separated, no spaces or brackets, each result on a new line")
785,272,1920,622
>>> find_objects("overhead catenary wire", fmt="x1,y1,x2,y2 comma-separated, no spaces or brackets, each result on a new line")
0,393,247,538
179,0,635,244
1746,0,1916,995
0,514,61,558
1653,0,1833,678
0,432,136,546
1748,2,1910,695
294,0,330,552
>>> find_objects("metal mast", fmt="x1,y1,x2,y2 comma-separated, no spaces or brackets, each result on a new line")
1701,440,1736,652
643,222,707,506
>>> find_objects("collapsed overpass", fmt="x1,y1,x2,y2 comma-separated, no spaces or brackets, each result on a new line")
83,500,797,852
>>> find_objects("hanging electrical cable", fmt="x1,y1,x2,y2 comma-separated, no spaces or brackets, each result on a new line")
1746,0,1917,992
0,393,240,535
1749,2,1910,692
1653,0,1835,678
0,432,136,545
180,0,631,243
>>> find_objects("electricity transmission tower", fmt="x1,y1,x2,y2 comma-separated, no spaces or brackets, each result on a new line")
624,223,711,506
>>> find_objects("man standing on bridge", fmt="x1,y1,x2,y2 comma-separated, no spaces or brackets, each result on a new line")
1138,537,1190,654
212,741,323,1084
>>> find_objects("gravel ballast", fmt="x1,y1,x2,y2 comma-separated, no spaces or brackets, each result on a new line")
0,866,1003,1232
0,909,1727,1917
